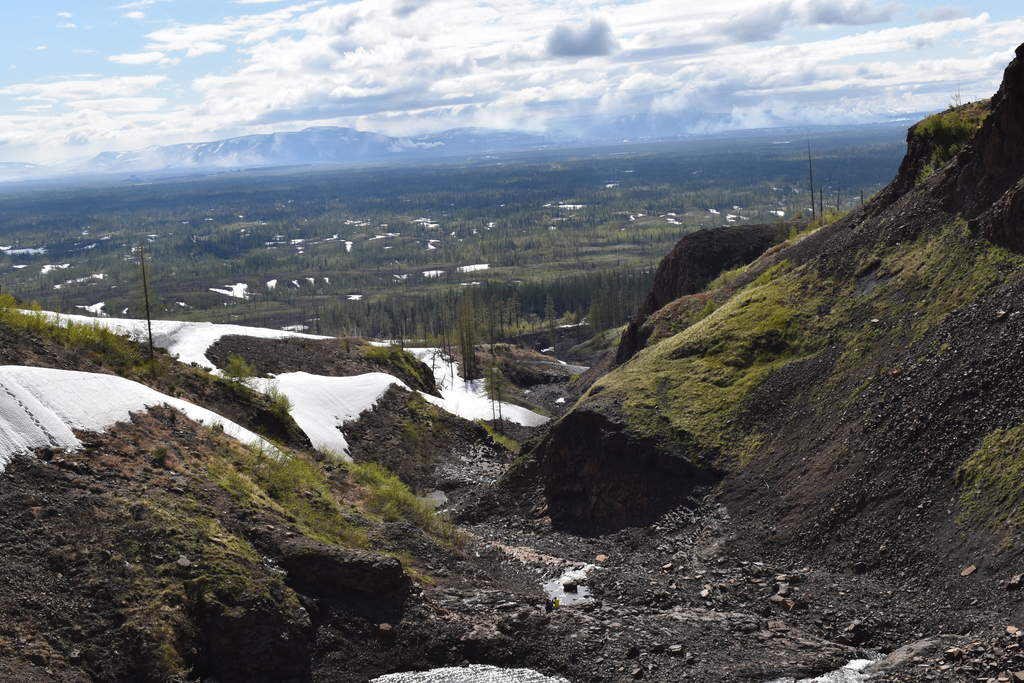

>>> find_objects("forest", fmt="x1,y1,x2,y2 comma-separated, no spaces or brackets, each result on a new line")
0,123,907,342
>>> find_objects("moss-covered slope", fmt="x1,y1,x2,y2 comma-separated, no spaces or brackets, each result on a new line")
527,44,1024,585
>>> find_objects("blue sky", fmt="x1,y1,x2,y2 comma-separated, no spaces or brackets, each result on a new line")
1,0,1022,163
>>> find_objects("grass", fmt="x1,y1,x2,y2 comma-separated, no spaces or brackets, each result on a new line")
912,99,990,182
118,495,302,680
958,425,1024,531
0,295,143,369
345,460,461,546
208,443,369,548
361,343,434,390
477,419,521,454
594,258,828,463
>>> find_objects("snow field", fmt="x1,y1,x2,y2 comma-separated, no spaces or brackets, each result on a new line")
0,366,276,472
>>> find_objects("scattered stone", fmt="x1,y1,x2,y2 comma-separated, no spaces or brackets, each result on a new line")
661,562,673,571
961,564,978,577
379,623,393,633
175,554,191,568
1009,625,1021,636
563,580,578,593
596,554,608,563
1008,574,1023,590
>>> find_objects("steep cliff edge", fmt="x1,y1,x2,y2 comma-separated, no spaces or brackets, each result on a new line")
526,44,1024,596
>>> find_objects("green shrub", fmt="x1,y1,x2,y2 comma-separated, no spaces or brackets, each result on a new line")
345,460,459,544
224,354,255,382
265,382,293,419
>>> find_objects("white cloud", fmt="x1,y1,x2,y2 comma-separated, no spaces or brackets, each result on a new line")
123,11,146,20
0,75,167,101
0,0,1020,164
109,51,179,66
57,11,73,19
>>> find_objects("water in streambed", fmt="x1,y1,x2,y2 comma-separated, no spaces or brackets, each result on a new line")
370,664,569,682
767,657,877,682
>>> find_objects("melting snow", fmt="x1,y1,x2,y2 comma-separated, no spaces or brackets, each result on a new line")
251,372,406,457
209,283,249,299
40,311,328,370
75,302,107,317
266,279,278,290
0,366,276,472
347,294,363,301
40,264,71,275
767,659,875,683
457,264,489,273
407,348,548,427
422,270,445,278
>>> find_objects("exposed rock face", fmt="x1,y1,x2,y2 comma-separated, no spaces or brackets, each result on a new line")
278,537,411,603
615,224,791,363
956,45,1024,250
538,407,721,531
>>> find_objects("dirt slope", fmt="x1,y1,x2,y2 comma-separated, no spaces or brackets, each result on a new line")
525,44,1024,597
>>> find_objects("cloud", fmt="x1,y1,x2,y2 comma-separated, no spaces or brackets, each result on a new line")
109,51,179,66
717,3,793,43
124,11,146,20
392,0,431,18
0,0,1018,165
58,22,78,29
798,0,900,26
57,11,73,18
546,18,619,58
919,5,968,22
33,46,48,51
118,0,171,7
0,75,167,101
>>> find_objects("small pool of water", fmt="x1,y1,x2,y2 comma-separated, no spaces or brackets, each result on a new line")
370,664,570,682
541,564,597,606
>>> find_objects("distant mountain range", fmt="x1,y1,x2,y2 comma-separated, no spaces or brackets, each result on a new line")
86,126,554,175
0,115,923,185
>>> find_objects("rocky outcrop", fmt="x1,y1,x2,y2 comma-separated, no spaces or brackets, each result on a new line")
278,537,411,603
615,223,791,363
955,45,1024,250
537,407,722,531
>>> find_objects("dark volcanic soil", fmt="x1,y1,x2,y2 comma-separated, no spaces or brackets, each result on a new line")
207,336,437,394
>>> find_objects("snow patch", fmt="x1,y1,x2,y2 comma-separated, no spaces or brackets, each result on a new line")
209,283,249,299
251,372,406,457
40,311,328,371
0,366,276,471
457,264,489,273
407,348,548,427
75,302,107,317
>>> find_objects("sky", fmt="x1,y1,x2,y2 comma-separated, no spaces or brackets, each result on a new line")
0,0,1021,164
